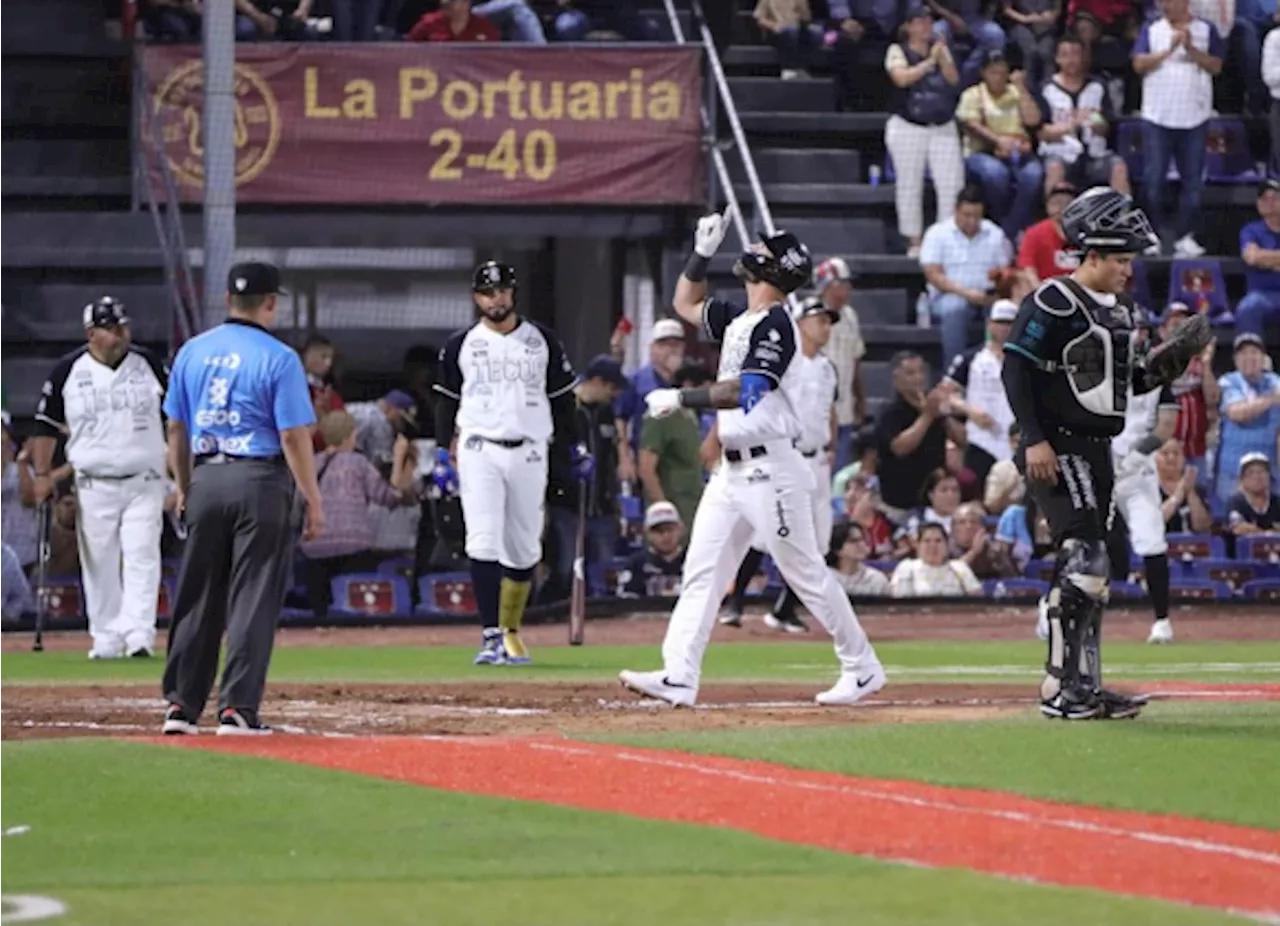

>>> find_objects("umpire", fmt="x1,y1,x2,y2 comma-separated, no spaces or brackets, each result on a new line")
160,262,323,736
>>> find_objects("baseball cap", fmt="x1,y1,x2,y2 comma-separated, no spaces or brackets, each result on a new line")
585,354,628,388
644,501,682,529
794,295,840,323
227,261,286,297
1163,300,1192,322
903,4,931,20
981,48,1008,69
813,257,853,290
989,299,1018,323
1258,178,1280,198
383,389,418,427
650,318,685,343
1234,332,1266,353
83,296,130,329
1239,451,1271,475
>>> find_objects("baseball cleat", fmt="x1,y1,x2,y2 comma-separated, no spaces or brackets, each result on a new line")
473,628,507,666
162,704,198,736
1147,618,1173,644
718,605,743,628
502,629,531,666
815,664,886,706
216,708,272,736
1034,597,1050,642
129,647,154,659
618,670,696,707
1094,689,1147,720
1040,686,1102,720
763,612,810,634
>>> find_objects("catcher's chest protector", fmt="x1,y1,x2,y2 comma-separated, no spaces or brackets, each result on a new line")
1051,281,1141,420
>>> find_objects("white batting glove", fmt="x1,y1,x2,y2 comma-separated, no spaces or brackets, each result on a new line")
693,206,734,258
645,388,683,419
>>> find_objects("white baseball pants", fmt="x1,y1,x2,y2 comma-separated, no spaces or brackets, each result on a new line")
1113,454,1167,557
662,441,878,691
76,472,166,655
457,435,548,570
746,455,832,555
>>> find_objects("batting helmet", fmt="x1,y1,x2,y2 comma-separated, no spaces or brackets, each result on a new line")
473,261,517,293
1060,187,1158,256
82,296,130,329
732,229,813,295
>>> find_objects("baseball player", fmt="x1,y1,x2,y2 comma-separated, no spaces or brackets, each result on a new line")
1002,187,1209,721
433,261,590,667
619,211,884,707
720,296,840,633
29,297,168,659
1110,310,1179,645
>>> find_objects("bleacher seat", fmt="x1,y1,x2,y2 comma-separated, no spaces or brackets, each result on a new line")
985,578,1049,599
1168,260,1230,319
1174,558,1277,591
865,560,896,576
1204,118,1264,184
1109,581,1146,600
377,556,416,579
1238,535,1280,562
1166,533,1226,561
1170,579,1233,600
329,574,411,616
1024,559,1056,582
619,495,643,523
1240,579,1280,601
37,577,82,618
416,572,475,615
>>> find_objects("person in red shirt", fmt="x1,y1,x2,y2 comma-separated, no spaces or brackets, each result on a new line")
409,0,501,41
1158,301,1220,476
1016,182,1079,284
301,334,345,452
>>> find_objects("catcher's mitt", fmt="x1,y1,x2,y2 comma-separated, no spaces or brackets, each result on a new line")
1143,313,1212,385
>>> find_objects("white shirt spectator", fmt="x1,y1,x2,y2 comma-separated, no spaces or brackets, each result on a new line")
1189,0,1233,38
826,304,866,428
890,557,983,596
831,564,891,596
919,218,1013,296
983,457,1025,512
1134,16,1226,129
944,344,1015,463
1265,28,1280,101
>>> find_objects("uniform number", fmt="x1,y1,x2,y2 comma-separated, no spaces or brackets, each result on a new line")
429,128,557,183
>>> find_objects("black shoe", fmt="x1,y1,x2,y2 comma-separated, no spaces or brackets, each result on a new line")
216,707,272,736
718,606,743,627
763,612,809,634
1040,686,1102,720
162,703,198,735
1095,688,1147,720
129,647,153,659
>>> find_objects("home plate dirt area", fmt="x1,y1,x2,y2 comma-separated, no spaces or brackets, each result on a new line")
3,606,1276,740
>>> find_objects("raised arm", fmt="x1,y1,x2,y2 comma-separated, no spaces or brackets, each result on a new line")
674,208,734,327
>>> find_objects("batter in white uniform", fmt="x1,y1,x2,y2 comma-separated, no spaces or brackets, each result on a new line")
619,211,884,707
29,297,168,659
433,261,589,667
1110,312,1179,644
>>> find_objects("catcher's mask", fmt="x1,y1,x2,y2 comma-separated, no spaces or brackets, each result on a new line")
1061,187,1159,256
732,229,813,295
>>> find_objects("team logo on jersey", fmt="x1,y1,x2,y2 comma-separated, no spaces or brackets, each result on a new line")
774,498,791,538
465,436,484,451
153,59,281,190
526,448,543,463
746,468,769,484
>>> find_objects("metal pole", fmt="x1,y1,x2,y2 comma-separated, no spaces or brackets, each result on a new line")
202,0,237,323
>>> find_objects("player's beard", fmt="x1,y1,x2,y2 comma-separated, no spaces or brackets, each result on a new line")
481,304,514,324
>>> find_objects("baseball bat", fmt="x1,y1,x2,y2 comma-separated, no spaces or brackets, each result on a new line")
33,499,52,653
568,482,587,646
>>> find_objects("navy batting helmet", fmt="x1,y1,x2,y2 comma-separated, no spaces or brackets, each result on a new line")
1061,187,1158,256
473,261,517,293
732,229,813,295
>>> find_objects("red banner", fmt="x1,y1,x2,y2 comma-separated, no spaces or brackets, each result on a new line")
140,45,703,205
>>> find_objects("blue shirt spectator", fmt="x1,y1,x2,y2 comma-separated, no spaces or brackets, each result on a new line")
2,543,33,619
614,318,687,455
1215,334,1280,502
165,273,315,459
995,503,1034,568
1236,180,1280,339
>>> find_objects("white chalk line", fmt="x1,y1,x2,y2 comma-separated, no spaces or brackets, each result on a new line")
781,662,1280,676
1,894,68,923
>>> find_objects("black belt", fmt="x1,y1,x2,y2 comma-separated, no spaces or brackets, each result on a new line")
194,453,285,467
798,444,832,459
724,446,768,464
77,472,144,481
483,437,528,449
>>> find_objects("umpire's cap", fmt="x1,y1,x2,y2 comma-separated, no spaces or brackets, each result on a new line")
83,296,130,329
228,261,286,297
734,229,813,295
1061,187,1158,256
473,260,517,292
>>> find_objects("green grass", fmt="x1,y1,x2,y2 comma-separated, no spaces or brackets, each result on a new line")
608,701,1280,830
5,640,1279,686
0,741,1250,926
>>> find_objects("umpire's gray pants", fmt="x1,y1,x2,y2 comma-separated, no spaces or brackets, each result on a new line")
162,459,295,718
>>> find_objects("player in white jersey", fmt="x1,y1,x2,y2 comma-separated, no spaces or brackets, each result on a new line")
433,262,590,667
619,211,884,707
719,296,840,633
28,297,169,659
1110,310,1179,644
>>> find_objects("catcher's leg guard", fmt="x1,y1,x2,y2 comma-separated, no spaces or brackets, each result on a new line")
1041,539,1109,719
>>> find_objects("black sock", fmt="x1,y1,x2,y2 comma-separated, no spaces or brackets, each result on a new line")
470,559,503,630
1144,554,1170,621
773,585,798,620
729,548,764,610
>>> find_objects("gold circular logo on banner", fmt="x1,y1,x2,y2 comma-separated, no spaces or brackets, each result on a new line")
152,59,281,189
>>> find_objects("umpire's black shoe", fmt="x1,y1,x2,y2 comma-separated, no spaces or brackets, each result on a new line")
216,708,272,737
162,704,198,736
1094,689,1148,720
1040,686,1102,720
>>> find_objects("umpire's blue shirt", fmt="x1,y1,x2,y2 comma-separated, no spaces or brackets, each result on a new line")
164,319,315,457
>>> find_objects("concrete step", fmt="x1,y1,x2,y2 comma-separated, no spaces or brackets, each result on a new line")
772,217,888,256
726,148,861,185
1,280,173,343
2,213,163,269
2,56,131,131
727,77,836,113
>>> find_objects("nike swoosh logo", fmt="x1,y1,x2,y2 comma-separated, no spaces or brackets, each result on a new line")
856,675,877,688
662,677,693,689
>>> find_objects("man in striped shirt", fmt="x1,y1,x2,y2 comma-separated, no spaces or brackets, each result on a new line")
1159,301,1219,475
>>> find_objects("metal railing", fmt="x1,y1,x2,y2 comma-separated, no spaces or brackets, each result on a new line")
132,53,202,350
661,0,777,250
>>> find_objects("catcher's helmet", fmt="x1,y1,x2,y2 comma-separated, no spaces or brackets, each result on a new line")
82,296,130,329
1061,187,1158,256
733,229,813,295
473,260,517,292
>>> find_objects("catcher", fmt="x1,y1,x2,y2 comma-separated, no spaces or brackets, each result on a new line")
1002,187,1210,721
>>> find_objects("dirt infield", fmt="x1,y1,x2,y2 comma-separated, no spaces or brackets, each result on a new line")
4,606,1275,741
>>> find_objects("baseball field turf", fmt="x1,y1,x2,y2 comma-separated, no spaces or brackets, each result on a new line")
3,606,1278,925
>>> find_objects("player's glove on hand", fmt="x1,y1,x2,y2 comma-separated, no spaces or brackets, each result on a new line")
431,447,459,496
645,388,683,419
570,443,595,483
1143,313,1212,386
693,206,733,258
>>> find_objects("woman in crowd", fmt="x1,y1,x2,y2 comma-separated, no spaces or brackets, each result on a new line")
884,6,964,257
827,521,891,597
904,467,963,537
1154,438,1212,534
890,522,984,596
843,474,896,560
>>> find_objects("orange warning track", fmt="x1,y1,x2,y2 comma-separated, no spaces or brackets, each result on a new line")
179,735,1280,919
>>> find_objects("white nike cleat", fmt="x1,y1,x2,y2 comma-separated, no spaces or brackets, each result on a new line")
815,664,886,706
618,669,697,707
1147,618,1174,644
1035,596,1050,642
